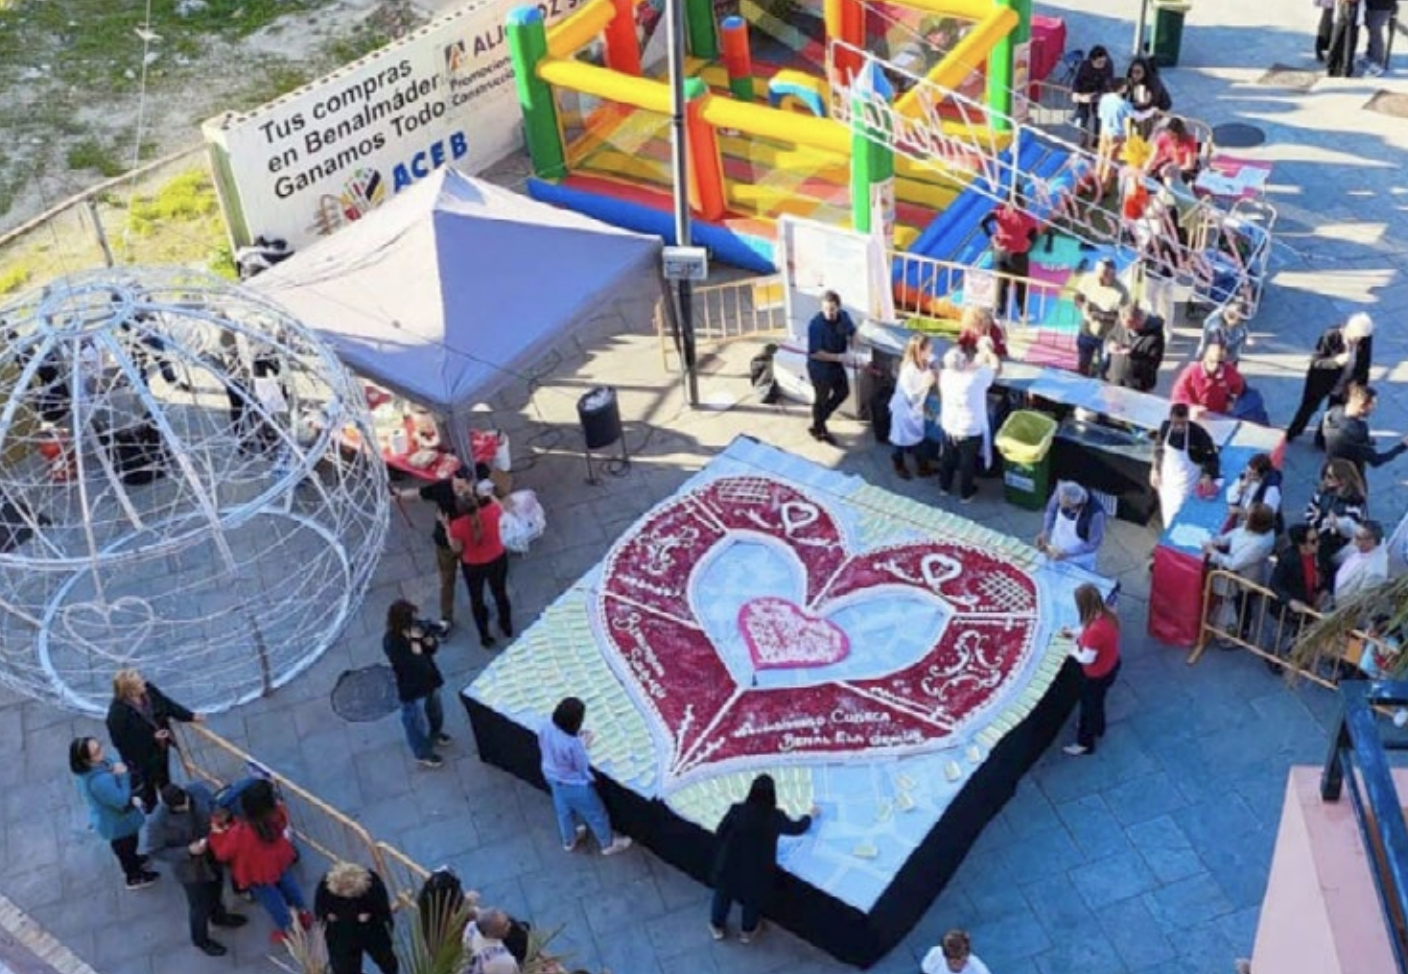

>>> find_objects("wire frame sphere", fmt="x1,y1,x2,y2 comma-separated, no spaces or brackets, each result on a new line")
0,267,390,715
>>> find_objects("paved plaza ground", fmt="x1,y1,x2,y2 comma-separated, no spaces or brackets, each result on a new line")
4,0,1408,972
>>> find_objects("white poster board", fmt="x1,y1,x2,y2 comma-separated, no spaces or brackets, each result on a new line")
776,216,895,346
203,0,580,248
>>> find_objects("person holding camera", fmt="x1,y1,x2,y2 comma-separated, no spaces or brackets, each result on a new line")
105,667,202,812
383,599,450,769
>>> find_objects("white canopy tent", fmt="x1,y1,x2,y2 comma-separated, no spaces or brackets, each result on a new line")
251,167,665,456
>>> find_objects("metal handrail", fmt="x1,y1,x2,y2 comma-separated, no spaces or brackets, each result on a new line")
1322,680,1408,974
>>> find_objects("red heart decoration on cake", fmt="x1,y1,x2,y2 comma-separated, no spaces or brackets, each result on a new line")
739,597,850,670
597,476,1038,788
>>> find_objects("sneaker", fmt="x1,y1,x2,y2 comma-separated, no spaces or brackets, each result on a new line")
564,823,588,852
709,923,726,941
432,619,453,637
739,921,764,944
1364,61,1384,77
269,930,289,946
601,836,633,856
960,493,976,505
1063,743,1092,756
298,911,314,931
434,732,453,747
417,754,445,768
125,872,159,891
195,940,228,957
480,634,497,649
211,913,247,928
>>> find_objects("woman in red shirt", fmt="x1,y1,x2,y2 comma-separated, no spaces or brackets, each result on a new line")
448,485,513,649
208,781,310,943
1148,116,1200,179
1060,583,1121,756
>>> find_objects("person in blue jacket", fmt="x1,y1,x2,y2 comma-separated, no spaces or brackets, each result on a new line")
70,735,159,890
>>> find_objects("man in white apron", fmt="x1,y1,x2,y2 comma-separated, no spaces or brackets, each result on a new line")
1151,403,1220,527
1036,481,1106,572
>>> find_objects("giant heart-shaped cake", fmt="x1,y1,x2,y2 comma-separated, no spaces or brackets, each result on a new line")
596,476,1038,788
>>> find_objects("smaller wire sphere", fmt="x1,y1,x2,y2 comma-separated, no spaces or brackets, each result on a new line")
0,267,390,714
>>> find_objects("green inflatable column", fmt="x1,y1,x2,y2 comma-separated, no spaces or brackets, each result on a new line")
507,6,566,179
987,0,1015,133
1013,0,1032,44
684,0,719,59
850,80,895,239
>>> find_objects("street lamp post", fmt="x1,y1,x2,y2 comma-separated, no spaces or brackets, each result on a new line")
1132,0,1150,57
667,0,701,407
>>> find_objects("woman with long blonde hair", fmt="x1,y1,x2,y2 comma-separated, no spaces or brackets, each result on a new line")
887,333,937,480
1060,584,1121,756
105,667,201,812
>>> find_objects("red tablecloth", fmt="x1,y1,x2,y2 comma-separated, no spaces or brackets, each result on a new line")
1148,545,1205,647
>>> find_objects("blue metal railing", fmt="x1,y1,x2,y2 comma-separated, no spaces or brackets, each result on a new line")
1321,680,1408,973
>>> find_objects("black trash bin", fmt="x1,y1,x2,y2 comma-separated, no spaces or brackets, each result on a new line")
1149,1,1191,68
578,386,622,449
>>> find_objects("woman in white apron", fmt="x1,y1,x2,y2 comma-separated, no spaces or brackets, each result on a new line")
1151,403,1218,527
888,334,937,480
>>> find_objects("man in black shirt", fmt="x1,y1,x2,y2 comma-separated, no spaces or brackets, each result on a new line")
805,290,856,445
393,465,475,635
1323,384,1408,477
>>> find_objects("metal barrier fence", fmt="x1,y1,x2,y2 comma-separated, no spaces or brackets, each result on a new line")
654,275,788,369
1188,568,1389,689
0,144,213,292
173,722,409,896
173,723,577,972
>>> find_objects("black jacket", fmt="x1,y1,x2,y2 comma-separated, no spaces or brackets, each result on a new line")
1153,420,1220,479
382,631,444,703
711,802,811,905
105,683,194,777
1073,56,1115,98
1323,406,1408,473
315,870,394,945
1105,315,1166,391
1127,56,1172,112
1305,328,1372,401
1269,550,1321,609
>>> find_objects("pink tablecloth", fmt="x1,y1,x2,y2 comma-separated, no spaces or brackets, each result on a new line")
1149,545,1206,647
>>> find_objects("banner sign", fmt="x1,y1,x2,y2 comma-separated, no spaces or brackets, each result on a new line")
204,0,580,248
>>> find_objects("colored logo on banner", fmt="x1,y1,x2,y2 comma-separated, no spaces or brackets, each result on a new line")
339,168,386,221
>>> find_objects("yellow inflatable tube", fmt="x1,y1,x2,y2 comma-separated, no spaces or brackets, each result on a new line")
537,59,675,114
892,0,1001,18
894,6,1018,116
546,0,615,59
698,97,851,155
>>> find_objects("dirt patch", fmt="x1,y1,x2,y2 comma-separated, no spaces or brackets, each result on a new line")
0,0,426,233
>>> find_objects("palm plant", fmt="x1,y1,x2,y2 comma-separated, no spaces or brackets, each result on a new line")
271,921,330,974
1289,576,1408,676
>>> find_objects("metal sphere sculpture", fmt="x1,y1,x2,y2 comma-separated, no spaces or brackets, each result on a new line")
0,267,390,714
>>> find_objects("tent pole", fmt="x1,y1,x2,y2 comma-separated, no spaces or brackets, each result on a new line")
668,0,700,407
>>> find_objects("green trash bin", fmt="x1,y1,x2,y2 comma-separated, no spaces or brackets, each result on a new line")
1150,1,1191,68
995,411,1057,511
